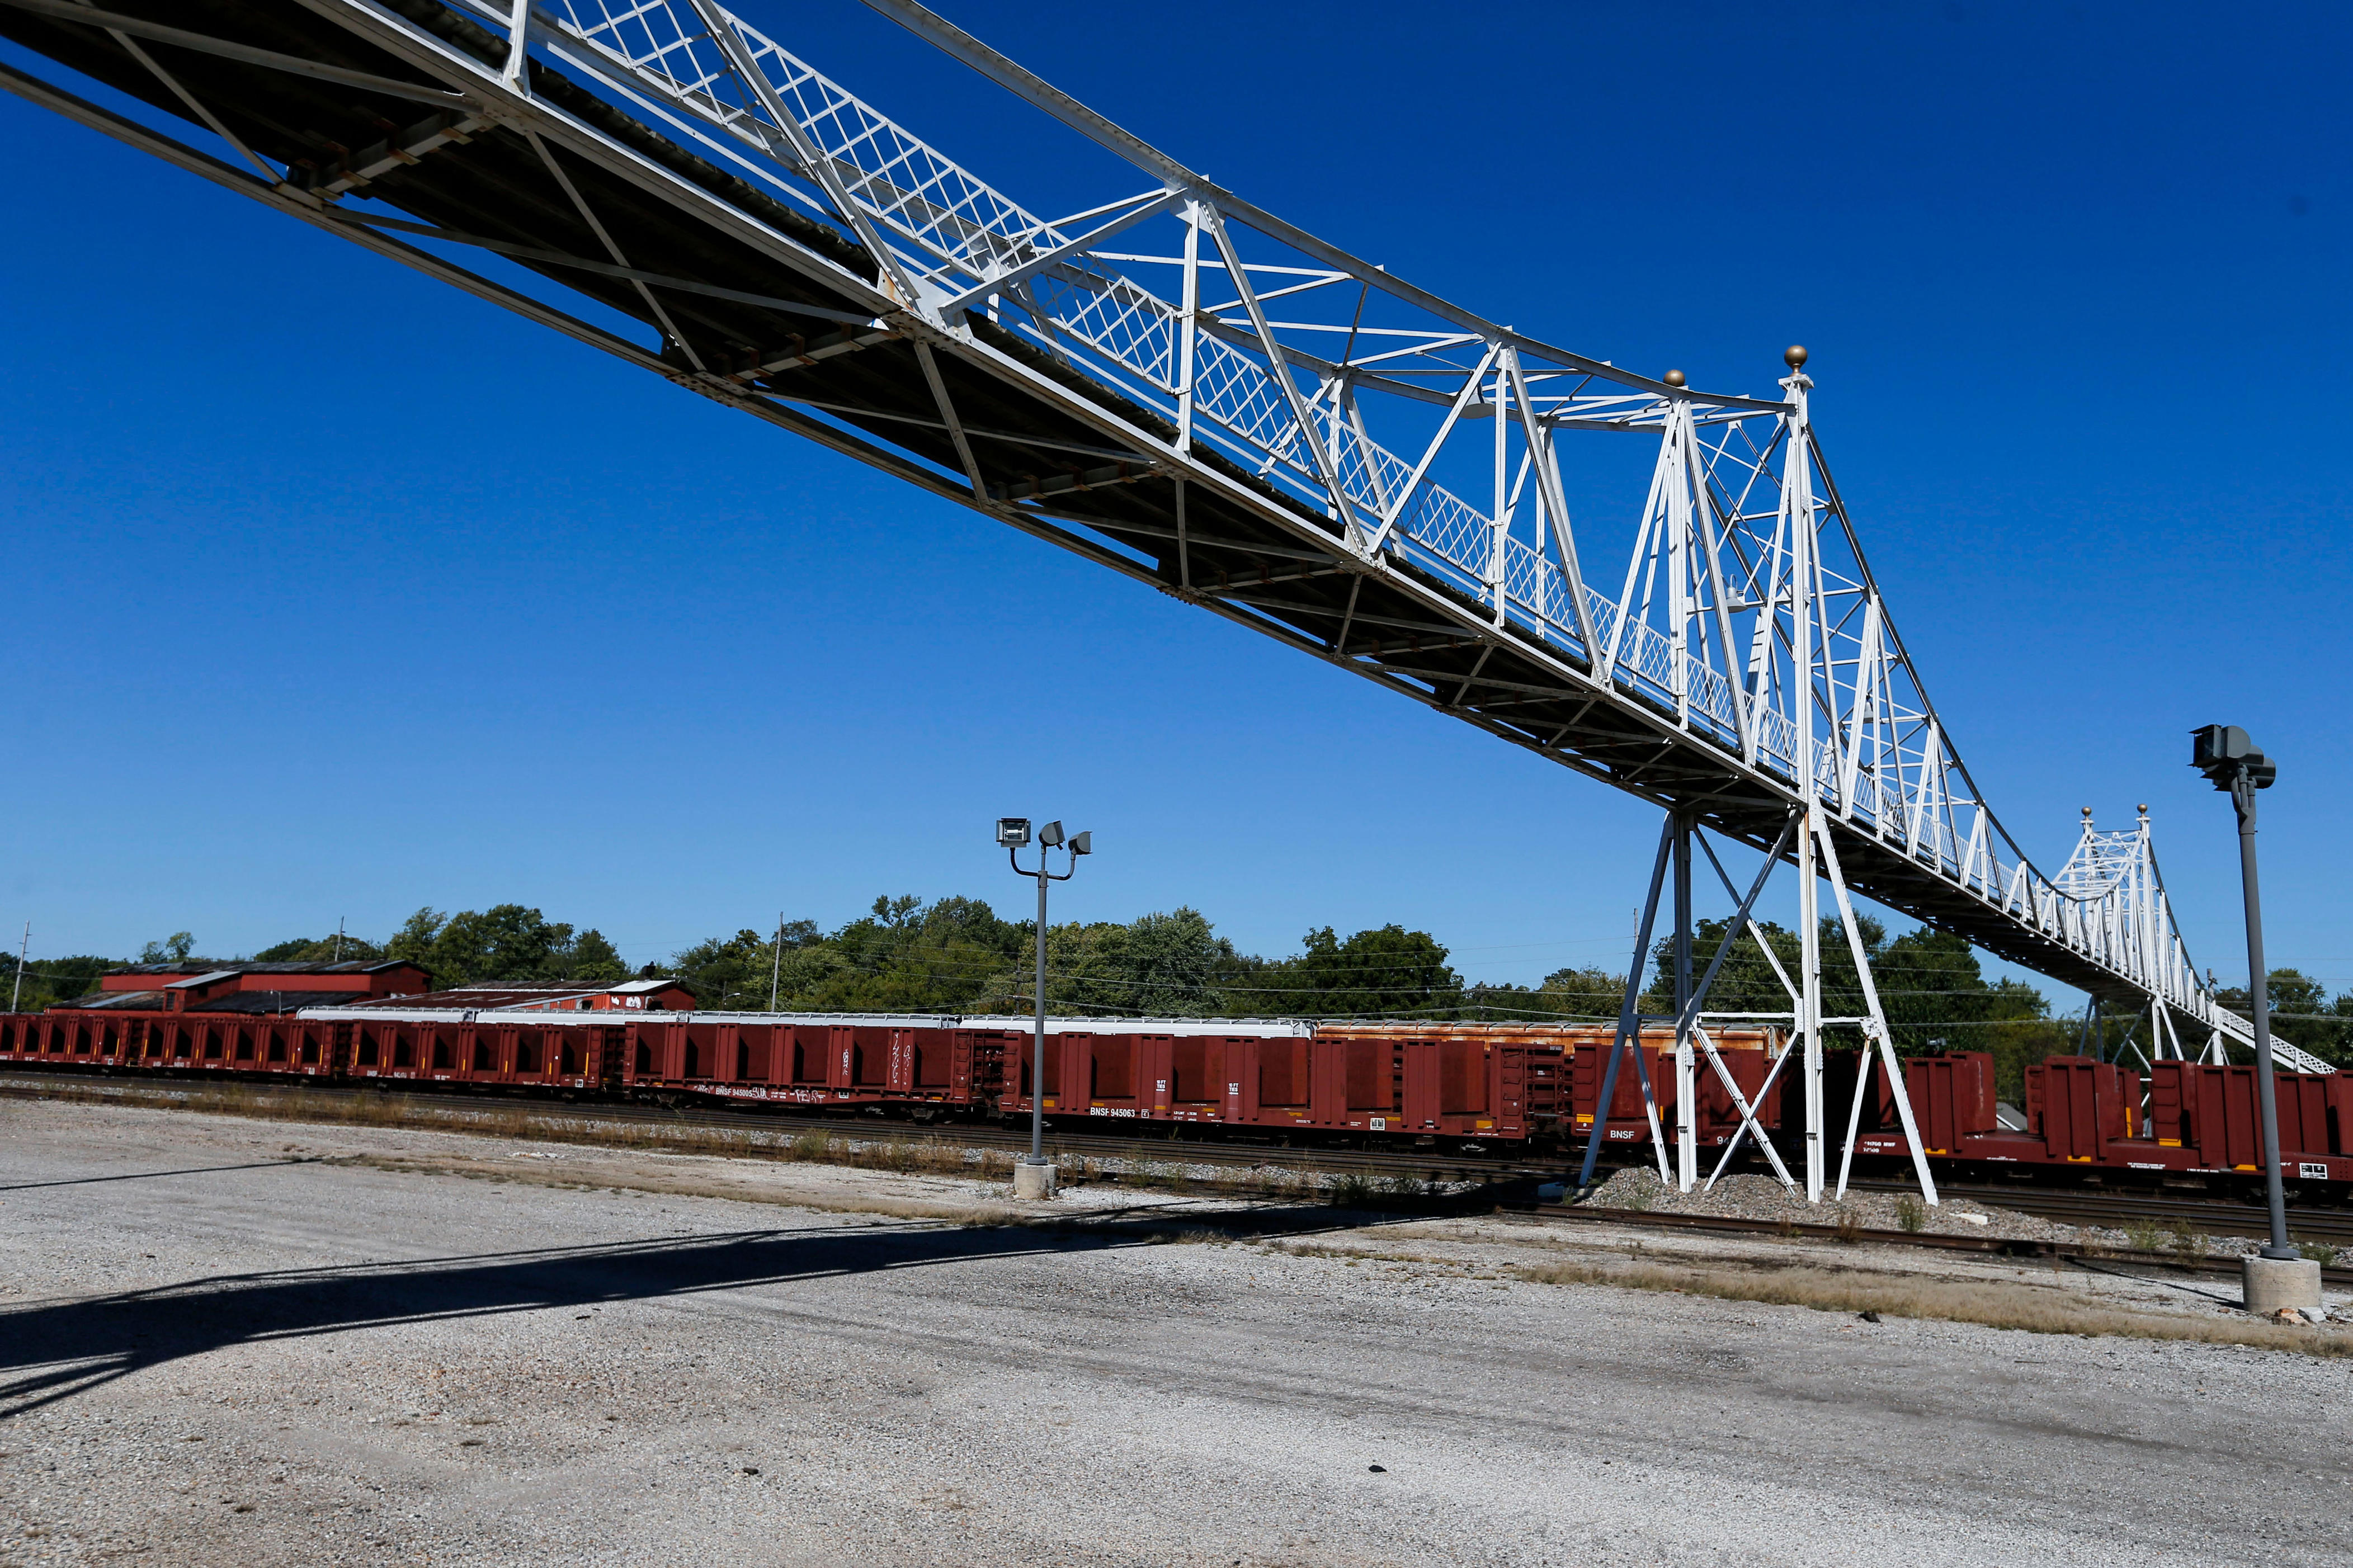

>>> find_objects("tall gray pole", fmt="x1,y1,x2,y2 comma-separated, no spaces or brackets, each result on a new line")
1032,856,1049,1163
2232,773,2298,1261
768,911,785,1011
10,922,26,1013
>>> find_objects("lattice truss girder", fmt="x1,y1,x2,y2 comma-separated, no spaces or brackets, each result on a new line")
0,0,2300,1065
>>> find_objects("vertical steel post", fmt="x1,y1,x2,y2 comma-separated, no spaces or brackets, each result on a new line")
1672,813,1696,1191
1490,360,1508,624
1577,819,1675,1193
1798,816,1824,1201
1784,358,1825,1203
1032,852,1049,1164
1817,820,1940,1205
503,0,532,89
1176,200,1199,454
2231,773,2296,1260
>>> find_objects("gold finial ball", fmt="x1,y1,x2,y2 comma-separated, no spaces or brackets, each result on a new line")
2082,806,2093,817
1663,369,1687,388
1784,344,1809,368
2138,803,2149,814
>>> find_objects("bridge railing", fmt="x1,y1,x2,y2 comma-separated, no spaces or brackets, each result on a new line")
545,1,2066,884
545,1,1796,785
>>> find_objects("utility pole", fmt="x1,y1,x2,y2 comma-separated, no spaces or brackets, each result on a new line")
10,922,26,1012
2191,724,2319,1317
998,816,1091,1198
332,918,345,964
769,912,785,1010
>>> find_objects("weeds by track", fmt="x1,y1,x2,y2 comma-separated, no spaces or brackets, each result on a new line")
1845,1177,2353,1246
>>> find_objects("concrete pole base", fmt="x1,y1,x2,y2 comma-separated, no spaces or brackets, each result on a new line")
1013,1158,1059,1201
2242,1254,2322,1316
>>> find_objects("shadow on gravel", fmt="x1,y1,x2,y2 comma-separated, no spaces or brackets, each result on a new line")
0,1158,322,1193
0,1203,1374,1418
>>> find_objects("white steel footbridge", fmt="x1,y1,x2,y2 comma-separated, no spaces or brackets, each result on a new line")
0,0,2313,1203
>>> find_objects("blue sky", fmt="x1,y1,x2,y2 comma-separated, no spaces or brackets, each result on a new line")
0,2,2346,1002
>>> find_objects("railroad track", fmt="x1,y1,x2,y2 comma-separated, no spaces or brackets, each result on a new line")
1845,1178,2353,1246
8,1070,2348,1248
0,1070,1550,1184
1536,1202,2353,1290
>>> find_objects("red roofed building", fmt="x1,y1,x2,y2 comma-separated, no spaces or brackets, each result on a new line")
70,960,431,1016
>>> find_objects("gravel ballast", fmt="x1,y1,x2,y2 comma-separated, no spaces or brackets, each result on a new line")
1583,1164,2305,1260
1,1098,2347,1567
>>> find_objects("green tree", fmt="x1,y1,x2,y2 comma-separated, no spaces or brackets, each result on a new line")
1643,918,1812,1018
1459,965,1628,1022
2215,968,2350,1066
432,905,569,983
1538,965,1630,1018
2322,991,2353,1068
668,928,784,1010
803,895,1021,1013
385,904,630,990
1260,924,1462,1018
250,934,388,964
1874,928,2047,1054
1033,907,1239,1017
7,954,124,1010
558,929,628,986
136,932,195,964
385,908,446,972
657,899,1025,1014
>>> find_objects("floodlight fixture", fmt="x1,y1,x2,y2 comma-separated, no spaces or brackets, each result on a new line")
1039,820,1065,848
2191,725,2277,791
1069,831,1092,856
997,816,1032,848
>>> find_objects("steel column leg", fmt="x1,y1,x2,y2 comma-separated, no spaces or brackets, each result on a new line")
1672,813,1696,1191
1577,816,1674,1193
1817,818,1940,1205
1799,807,1823,1202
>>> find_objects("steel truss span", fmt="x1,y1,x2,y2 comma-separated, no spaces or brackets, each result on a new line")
0,1,2313,1180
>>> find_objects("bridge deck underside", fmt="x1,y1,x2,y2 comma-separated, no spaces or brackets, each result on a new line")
0,0,2157,1010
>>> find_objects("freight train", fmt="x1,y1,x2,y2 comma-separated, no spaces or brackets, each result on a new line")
2,959,2347,1198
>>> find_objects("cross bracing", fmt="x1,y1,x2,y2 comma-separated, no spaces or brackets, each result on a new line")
0,0,2304,1092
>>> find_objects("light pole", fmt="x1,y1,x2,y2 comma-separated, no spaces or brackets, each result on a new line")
998,816,1091,1198
2191,724,2320,1316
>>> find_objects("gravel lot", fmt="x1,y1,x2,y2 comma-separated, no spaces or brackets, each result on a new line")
1,1098,2348,1568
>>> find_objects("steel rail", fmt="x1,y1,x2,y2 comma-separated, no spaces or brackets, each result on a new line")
0,1070,1553,1181
1844,1177,2353,1245
1533,1202,2353,1289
